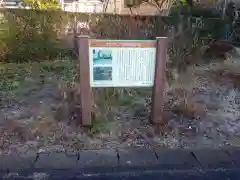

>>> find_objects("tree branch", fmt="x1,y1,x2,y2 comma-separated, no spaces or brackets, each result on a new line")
0,0,4,7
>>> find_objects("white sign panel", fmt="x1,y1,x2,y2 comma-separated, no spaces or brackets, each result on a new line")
89,40,156,87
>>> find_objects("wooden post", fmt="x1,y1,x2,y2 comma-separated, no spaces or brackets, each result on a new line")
77,36,92,126
150,37,168,124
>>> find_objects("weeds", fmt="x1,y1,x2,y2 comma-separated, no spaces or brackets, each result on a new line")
2,50,240,151
89,117,109,135
168,67,207,119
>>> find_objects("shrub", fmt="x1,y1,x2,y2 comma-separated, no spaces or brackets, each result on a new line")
24,0,61,10
0,7,227,64
0,9,157,62
0,9,68,62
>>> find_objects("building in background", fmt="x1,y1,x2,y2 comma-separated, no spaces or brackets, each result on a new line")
0,0,30,8
0,0,104,12
62,0,104,12
0,0,170,15
103,0,170,15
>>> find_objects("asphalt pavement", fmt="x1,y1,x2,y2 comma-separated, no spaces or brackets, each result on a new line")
1,148,240,179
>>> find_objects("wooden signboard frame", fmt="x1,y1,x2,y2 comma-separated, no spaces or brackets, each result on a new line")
78,36,168,126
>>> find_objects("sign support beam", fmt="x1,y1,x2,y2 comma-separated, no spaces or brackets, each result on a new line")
150,37,168,125
78,36,92,126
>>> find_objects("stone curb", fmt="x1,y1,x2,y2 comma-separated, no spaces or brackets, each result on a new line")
1,147,240,178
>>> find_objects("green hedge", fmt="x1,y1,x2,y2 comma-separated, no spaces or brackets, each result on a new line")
0,8,227,63
0,9,68,62
0,9,157,62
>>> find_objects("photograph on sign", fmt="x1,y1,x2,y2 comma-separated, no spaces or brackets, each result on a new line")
93,49,112,65
89,40,156,87
93,67,112,81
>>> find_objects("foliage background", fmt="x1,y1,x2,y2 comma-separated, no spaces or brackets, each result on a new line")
0,6,227,66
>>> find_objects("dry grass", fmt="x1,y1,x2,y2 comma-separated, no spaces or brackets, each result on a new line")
167,66,207,119
207,58,240,88
0,57,206,150
0,58,155,152
2,54,240,153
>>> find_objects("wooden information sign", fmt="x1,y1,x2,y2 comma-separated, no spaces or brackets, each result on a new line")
78,36,168,126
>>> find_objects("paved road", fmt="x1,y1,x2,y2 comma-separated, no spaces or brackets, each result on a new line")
3,168,240,180
1,148,240,179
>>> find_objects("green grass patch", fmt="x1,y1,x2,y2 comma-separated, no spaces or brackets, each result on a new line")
0,58,77,96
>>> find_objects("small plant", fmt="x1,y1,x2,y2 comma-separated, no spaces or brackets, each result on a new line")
169,69,206,119
118,96,134,106
88,117,109,135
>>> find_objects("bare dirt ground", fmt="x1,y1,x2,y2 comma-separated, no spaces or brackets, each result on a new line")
1,57,240,155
